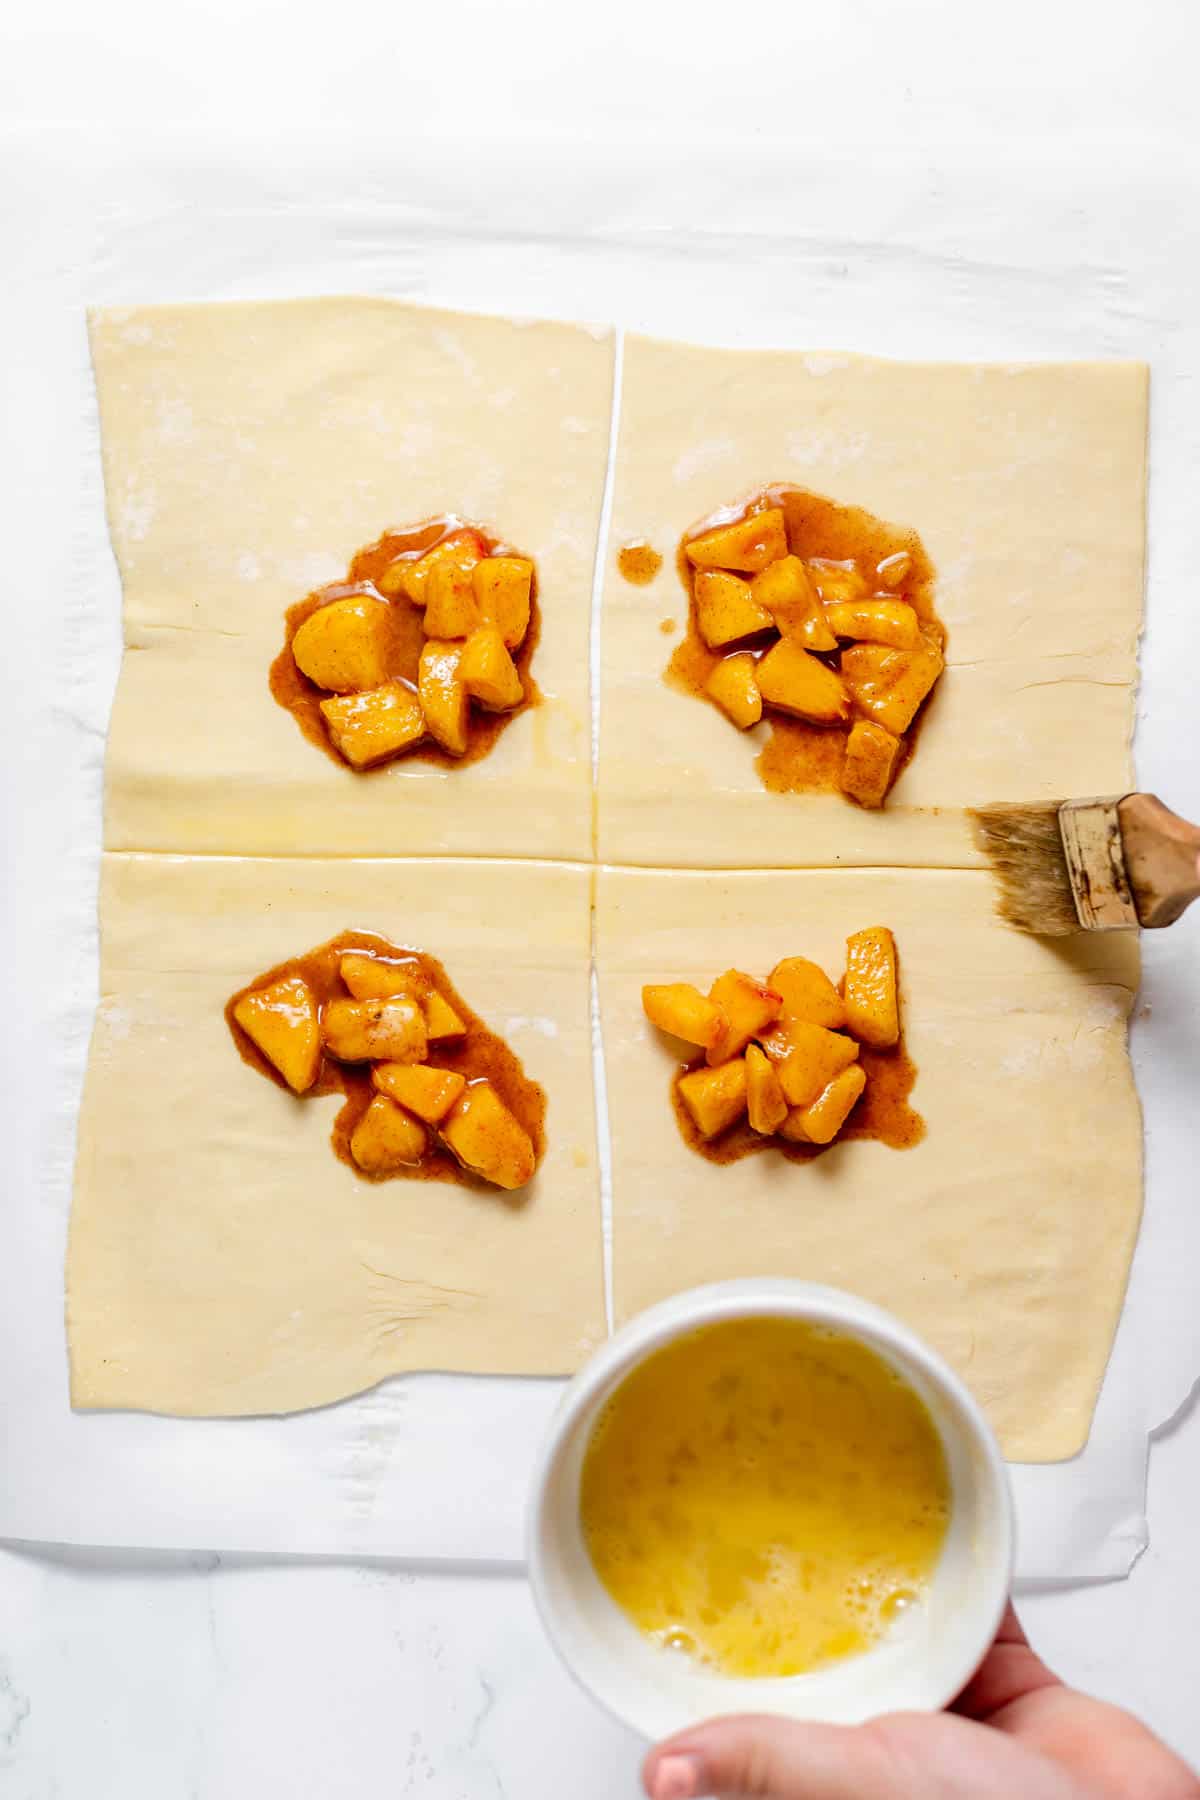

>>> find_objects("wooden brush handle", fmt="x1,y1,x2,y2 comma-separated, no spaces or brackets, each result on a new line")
1119,793,1200,928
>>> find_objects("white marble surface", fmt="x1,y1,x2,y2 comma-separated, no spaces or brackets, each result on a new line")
1,1395,1197,1796
3,1,1200,1791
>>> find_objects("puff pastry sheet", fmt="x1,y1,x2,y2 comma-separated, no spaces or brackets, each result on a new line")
599,338,1146,868
90,298,614,862
598,866,1142,1462
75,306,1146,1448
68,855,604,1413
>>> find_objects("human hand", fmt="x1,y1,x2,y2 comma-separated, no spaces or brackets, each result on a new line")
643,1605,1199,1799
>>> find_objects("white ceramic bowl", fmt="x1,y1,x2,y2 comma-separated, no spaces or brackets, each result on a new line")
528,1278,1014,1742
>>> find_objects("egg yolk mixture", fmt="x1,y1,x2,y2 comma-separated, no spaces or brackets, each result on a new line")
580,1318,951,1679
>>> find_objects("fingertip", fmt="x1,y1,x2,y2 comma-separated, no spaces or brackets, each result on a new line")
646,1713,907,1800
643,1749,706,1799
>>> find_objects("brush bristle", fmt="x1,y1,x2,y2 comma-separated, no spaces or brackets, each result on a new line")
968,803,1080,935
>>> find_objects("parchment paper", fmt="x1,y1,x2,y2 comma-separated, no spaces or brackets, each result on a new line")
2,128,1197,1577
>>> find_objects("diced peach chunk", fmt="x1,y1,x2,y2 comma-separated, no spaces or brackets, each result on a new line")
424,991,466,1040
778,1108,813,1143
322,995,427,1064
761,1019,859,1108
842,642,943,735
707,969,782,1064
745,1042,788,1135
693,570,773,648
376,562,408,598
376,560,408,598
291,595,393,693
843,927,900,1048
841,720,903,809
473,557,533,650
750,556,837,651
389,530,483,606
767,957,846,1030
800,1063,867,1144
876,551,912,589
419,640,470,755
705,653,762,730
642,982,727,1051
824,599,921,649
441,1081,536,1190
677,1058,749,1138
806,559,868,605
373,1062,466,1125
350,1094,427,1173
320,681,425,768
459,627,524,711
233,974,320,1093
685,508,788,574
756,637,850,724
341,954,464,1038
423,558,483,638
340,953,423,1001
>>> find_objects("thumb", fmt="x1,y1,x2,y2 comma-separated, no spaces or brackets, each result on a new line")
642,1713,904,1800
642,1711,1091,1800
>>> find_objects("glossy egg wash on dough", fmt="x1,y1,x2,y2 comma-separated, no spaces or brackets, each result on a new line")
579,1318,951,1679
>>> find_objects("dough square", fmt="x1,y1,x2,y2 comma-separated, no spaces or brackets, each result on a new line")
597,865,1142,1461
68,854,604,1414
89,298,614,861
598,337,1147,868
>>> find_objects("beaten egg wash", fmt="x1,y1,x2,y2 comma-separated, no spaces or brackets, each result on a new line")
580,1318,951,1679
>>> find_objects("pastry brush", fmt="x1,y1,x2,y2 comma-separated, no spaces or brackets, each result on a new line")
969,794,1200,935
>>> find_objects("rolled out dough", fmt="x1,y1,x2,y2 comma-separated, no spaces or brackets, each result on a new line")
598,338,1147,868
68,854,605,1414
89,298,614,862
598,865,1142,1462
76,307,1147,1453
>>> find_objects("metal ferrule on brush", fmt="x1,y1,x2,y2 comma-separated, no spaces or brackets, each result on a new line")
1057,796,1139,931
